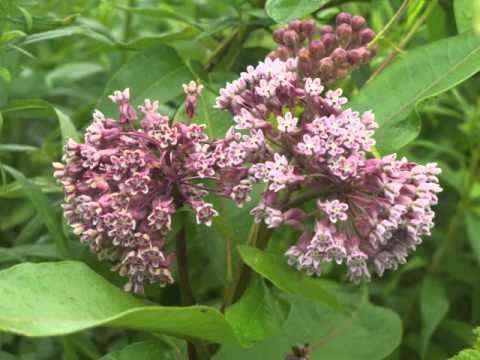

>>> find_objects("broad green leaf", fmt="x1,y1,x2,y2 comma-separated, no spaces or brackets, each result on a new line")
226,278,290,346
238,246,338,308
99,340,180,360
0,261,238,344
98,45,192,117
454,0,480,34
21,26,114,46
46,62,104,87
265,0,332,24
2,166,70,258
216,293,402,359
421,275,450,358
466,212,480,263
350,32,480,153
0,99,79,143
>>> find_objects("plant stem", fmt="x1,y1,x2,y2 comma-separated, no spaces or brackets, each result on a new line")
121,0,136,64
176,227,195,306
367,0,437,83
368,0,410,48
176,226,198,360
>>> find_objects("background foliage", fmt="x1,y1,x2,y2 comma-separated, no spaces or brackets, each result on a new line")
0,0,479,359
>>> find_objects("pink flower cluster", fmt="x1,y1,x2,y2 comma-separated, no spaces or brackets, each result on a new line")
268,12,377,83
53,86,248,293
215,42,441,282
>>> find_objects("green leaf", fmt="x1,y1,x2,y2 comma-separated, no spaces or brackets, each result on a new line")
1,166,70,258
0,99,79,143
265,0,332,24
421,275,450,358
238,246,338,308
99,340,180,360
46,62,104,87
98,45,192,117
16,6,33,32
466,212,480,264
454,0,480,34
216,293,402,359
0,67,11,84
350,32,480,153
0,144,38,152
226,278,290,346
0,261,238,344
21,26,114,46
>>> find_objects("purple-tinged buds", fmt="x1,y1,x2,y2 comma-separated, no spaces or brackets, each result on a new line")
336,12,352,25
319,25,334,35
309,40,326,58
183,80,204,120
283,30,300,47
359,28,375,44
331,48,348,67
288,20,302,32
321,32,337,52
351,15,366,31
336,23,352,47
273,28,286,44
301,19,316,38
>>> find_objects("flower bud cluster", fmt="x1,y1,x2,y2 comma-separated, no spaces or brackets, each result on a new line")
53,86,247,293
215,53,442,282
268,12,377,83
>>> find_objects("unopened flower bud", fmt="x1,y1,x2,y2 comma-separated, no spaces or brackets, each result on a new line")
183,80,204,120
319,25,334,35
283,30,300,47
309,40,325,59
320,33,336,52
336,12,352,25
347,48,362,65
351,15,366,31
336,23,352,47
301,19,316,38
273,28,286,44
288,20,302,32
318,57,336,81
331,47,348,66
277,46,291,60
298,48,312,75
359,28,375,44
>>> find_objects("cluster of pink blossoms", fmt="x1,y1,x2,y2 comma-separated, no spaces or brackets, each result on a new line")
215,13,442,282
53,85,252,293
54,12,442,291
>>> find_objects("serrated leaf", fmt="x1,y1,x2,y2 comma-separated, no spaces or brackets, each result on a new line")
0,261,239,344
350,32,480,153
265,0,332,24
238,246,338,308
98,45,192,117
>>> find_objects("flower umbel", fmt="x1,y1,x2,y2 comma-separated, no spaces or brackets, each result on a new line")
54,86,243,293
